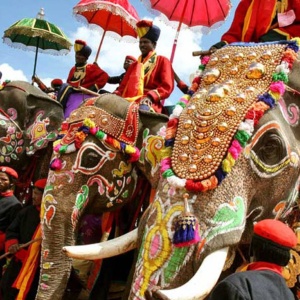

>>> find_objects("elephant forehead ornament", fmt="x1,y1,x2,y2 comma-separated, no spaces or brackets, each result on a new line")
50,100,141,172
162,41,300,194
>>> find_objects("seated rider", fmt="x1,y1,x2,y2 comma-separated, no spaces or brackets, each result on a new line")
211,0,300,49
58,39,109,118
108,55,137,85
99,55,137,94
113,20,174,115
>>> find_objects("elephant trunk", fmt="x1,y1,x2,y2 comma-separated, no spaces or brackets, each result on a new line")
36,204,75,299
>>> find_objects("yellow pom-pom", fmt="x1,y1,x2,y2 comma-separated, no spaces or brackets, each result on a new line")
53,140,61,147
83,118,96,128
227,153,235,168
269,91,280,101
222,156,234,173
125,145,135,154
182,94,191,101
291,37,300,46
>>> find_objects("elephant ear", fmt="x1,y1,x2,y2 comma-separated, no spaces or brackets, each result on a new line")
18,82,64,155
138,109,169,135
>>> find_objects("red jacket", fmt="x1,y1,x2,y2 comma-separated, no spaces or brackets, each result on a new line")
114,53,174,114
67,63,109,91
221,0,300,43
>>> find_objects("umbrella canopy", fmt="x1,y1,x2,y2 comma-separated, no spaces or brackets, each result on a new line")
3,8,72,78
142,0,231,62
73,0,139,62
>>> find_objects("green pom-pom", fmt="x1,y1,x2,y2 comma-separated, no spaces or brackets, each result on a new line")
162,169,174,179
95,130,105,139
234,130,250,147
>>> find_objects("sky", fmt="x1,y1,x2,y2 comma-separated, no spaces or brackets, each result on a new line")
0,0,239,106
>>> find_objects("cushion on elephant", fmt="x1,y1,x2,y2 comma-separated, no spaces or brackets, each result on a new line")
66,95,140,145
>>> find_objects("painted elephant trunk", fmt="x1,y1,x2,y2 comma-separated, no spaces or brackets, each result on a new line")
36,174,76,300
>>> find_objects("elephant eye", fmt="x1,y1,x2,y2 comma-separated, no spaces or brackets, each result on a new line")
80,148,102,169
252,129,287,166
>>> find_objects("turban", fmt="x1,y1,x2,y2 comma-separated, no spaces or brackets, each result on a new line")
51,78,63,88
254,219,297,249
34,178,47,190
125,55,137,62
0,166,18,179
74,39,92,59
136,20,161,43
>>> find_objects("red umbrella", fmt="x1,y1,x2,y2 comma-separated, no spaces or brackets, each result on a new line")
73,0,139,62
142,0,231,62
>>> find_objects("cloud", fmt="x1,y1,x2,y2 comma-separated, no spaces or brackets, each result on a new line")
0,63,28,82
0,17,204,106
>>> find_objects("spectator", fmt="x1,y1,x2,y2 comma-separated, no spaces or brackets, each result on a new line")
0,167,22,278
108,55,137,85
0,178,47,300
208,219,297,300
114,20,174,114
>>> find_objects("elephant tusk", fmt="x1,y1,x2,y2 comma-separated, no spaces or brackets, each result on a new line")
154,247,229,300
62,228,138,260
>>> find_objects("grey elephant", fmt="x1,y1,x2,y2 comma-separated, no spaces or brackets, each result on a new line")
64,41,300,300
0,81,64,201
35,95,168,299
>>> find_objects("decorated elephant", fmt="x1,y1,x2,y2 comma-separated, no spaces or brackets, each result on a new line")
0,81,64,202
35,95,168,299
63,41,300,300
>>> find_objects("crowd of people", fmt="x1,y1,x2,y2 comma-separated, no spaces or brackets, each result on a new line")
0,167,46,300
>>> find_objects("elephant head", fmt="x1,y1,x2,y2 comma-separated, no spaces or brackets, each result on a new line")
64,42,300,299
36,94,168,300
0,81,64,200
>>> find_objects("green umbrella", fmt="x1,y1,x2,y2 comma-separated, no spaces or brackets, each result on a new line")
3,8,72,78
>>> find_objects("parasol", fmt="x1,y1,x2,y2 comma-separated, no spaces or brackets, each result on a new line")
73,0,139,62
141,0,231,63
3,8,72,78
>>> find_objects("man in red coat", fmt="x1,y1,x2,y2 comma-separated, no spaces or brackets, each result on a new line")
114,20,174,114
58,40,109,118
212,0,300,49
67,39,109,92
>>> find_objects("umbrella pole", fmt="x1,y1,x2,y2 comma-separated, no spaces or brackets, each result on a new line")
32,37,40,82
94,31,107,63
94,14,112,63
170,0,188,64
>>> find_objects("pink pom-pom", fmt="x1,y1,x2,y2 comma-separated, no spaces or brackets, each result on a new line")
179,97,189,104
228,140,243,159
90,127,97,135
201,56,210,65
161,158,171,172
50,158,63,170
128,148,140,162
269,81,285,95
53,144,61,153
